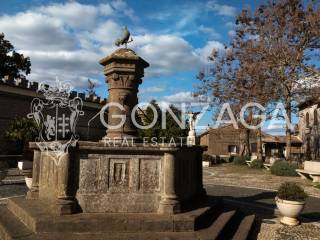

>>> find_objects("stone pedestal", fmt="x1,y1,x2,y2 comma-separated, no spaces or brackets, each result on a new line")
99,49,149,140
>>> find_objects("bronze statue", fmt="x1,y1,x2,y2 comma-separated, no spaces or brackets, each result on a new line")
115,26,133,48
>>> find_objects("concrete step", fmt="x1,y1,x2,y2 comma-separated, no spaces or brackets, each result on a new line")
198,209,237,240
1,197,256,240
232,214,255,240
6,196,216,233
0,206,33,240
16,232,198,240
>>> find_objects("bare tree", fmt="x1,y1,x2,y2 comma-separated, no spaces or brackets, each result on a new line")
197,0,320,160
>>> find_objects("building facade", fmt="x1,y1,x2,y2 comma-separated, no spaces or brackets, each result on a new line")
200,125,303,161
199,124,244,157
0,76,107,155
298,98,320,160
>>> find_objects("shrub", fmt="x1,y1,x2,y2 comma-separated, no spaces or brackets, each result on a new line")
270,161,299,176
214,156,228,164
202,154,216,164
277,182,308,202
250,159,264,169
0,161,8,170
314,184,320,190
233,155,249,165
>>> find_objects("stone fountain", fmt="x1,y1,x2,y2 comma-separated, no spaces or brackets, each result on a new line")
0,28,257,240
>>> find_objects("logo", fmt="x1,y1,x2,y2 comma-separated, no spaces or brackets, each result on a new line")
27,78,84,165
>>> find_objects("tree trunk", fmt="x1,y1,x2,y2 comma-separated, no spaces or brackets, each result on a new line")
246,129,251,156
285,100,292,161
257,128,263,160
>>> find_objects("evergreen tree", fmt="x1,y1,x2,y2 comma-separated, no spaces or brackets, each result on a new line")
0,33,31,79
138,100,188,143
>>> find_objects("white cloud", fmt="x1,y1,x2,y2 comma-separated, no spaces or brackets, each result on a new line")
198,25,220,39
93,20,121,45
225,21,235,28
195,40,225,63
0,1,225,91
132,34,201,77
111,0,138,21
207,1,237,17
0,12,76,51
36,2,105,29
228,30,236,37
140,86,166,94
162,91,211,106
20,49,102,88
162,91,195,104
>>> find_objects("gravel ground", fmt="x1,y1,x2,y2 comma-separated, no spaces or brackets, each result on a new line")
261,224,320,240
205,180,320,239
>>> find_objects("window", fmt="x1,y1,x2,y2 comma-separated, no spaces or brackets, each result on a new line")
306,112,310,128
251,143,257,153
314,109,318,126
228,145,238,153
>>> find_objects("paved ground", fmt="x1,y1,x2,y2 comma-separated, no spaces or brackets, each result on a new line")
205,184,320,221
204,164,320,239
0,166,319,239
203,164,320,198
0,184,27,199
258,223,320,240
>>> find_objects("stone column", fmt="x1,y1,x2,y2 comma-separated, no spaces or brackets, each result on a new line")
159,151,180,214
99,48,149,141
26,149,41,199
51,152,75,215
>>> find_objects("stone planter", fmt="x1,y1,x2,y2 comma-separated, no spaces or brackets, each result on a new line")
276,197,305,226
25,177,33,189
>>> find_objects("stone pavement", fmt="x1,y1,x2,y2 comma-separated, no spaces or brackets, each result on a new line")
0,165,319,239
205,184,320,222
0,168,28,204
0,184,27,201
258,223,320,240
203,164,320,198
205,184,320,240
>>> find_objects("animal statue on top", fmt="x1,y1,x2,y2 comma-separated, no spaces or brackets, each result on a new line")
115,26,133,48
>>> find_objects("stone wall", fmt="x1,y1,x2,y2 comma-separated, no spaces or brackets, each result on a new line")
0,77,107,155
199,124,243,157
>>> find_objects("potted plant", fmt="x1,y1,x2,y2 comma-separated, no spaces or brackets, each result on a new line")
275,182,308,226
0,161,9,184
25,171,33,189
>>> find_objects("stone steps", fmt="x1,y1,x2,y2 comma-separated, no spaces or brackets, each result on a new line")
3,231,198,240
6,197,217,233
0,197,256,240
198,209,237,240
0,206,33,240
232,214,256,240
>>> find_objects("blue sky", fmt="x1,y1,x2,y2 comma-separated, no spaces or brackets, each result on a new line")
0,0,292,134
